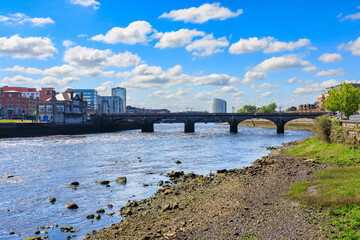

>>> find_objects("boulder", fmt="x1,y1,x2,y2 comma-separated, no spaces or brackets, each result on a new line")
143,183,149,187
34,230,40,235
165,171,184,178
157,180,164,186
95,180,110,185
95,214,101,220
96,208,105,213
49,197,56,203
67,182,79,187
216,169,227,174
115,177,127,184
107,204,113,208
175,161,182,164
86,214,95,219
65,203,78,209
60,225,73,232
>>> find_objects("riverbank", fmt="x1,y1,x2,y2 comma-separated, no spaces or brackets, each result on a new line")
85,138,328,240
238,119,314,131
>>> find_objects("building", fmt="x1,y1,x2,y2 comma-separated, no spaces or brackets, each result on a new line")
0,90,39,118
298,103,321,112
126,106,170,114
1,86,39,99
212,98,227,113
36,90,87,124
111,87,126,113
71,89,99,113
39,87,55,101
99,96,122,114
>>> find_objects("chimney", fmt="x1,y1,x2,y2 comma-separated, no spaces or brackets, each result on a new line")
81,92,84,101
52,90,56,98
70,91,74,100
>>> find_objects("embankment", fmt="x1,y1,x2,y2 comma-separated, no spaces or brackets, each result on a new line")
85,138,326,240
238,119,314,131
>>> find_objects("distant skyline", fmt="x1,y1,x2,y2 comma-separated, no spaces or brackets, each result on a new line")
0,0,359,112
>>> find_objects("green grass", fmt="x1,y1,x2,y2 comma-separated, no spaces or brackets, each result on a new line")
0,119,32,123
284,137,360,166
326,206,360,239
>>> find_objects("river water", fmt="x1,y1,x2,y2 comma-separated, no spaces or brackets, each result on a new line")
0,123,313,240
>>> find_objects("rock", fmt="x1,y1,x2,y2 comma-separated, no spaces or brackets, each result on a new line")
106,212,115,216
115,177,127,184
69,229,79,233
95,180,110,185
66,236,71,240
175,160,182,164
7,175,14,178
49,197,56,203
60,225,73,232
163,189,173,195
34,230,40,234
216,169,227,174
23,237,41,240
95,214,101,220
126,201,138,208
106,185,110,187
160,204,172,212
86,214,95,219
96,208,105,213
157,180,164,186
143,183,149,187
67,182,79,187
65,203,78,209
107,204,113,208
9,231,15,235
53,223,58,228
124,208,133,216
40,231,48,234
183,173,196,180
165,171,184,178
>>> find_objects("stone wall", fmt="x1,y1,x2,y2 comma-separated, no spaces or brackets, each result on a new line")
330,122,360,146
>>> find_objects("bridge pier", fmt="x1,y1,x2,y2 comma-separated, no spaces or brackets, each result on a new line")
184,121,195,133
276,119,285,134
141,121,154,133
228,120,239,134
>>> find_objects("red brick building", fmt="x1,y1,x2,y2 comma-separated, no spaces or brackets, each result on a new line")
39,87,55,101
0,90,40,117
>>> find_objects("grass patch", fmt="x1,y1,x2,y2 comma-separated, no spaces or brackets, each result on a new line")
326,206,360,239
286,166,360,207
284,137,360,166
0,119,32,123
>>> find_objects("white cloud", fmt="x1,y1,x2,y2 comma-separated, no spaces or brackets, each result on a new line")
318,53,343,63
342,12,360,21
69,0,100,10
95,81,114,95
343,37,360,56
250,83,279,89
0,35,57,59
185,34,229,57
0,13,54,27
315,68,346,77
118,64,240,89
154,29,205,49
62,40,75,48
292,79,340,95
242,71,267,84
194,91,214,100
148,88,192,99
78,34,88,38
260,91,272,97
64,46,141,68
302,66,318,72
91,21,153,44
159,3,243,24
229,37,310,54
1,75,80,86
253,55,311,72
286,77,296,84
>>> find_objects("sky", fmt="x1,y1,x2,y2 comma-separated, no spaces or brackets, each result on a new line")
0,0,359,112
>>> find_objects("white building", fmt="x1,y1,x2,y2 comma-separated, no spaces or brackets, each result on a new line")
212,98,227,113
111,87,126,113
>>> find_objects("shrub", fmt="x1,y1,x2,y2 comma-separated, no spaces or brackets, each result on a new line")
332,118,343,134
313,115,331,143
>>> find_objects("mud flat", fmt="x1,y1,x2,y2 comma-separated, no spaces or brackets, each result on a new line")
85,138,327,240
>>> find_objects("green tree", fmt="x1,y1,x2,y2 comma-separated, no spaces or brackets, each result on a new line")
237,105,257,113
260,103,277,113
324,83,360,118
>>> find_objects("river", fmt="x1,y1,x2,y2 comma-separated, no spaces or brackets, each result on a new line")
0,123,313,240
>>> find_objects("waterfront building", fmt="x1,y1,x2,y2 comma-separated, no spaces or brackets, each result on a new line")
212,98,227,113
99,96,122,114
39,87,55,102
1,86,39,99
71,89,99,114
126,106,170,114
36,90,87,123
111,87,126,113
0,90,39,118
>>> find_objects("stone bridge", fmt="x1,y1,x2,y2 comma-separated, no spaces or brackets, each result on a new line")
94,112,326,134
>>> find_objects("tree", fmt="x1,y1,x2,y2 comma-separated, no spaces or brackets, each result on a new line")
286,106,297,112
237,105,257,113
260,103,277,113
323,83,360,118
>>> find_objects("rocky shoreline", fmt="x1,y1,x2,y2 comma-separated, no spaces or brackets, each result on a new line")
85,137,327,240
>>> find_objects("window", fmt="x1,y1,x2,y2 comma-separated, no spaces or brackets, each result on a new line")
46,105,53,112
39,105,45,113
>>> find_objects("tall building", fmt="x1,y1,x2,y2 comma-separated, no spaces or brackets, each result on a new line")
111,87,126,113
212,98,227,113
71,89,99,113
99,96,122,114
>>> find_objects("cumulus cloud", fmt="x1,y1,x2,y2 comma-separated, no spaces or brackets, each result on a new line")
62,40,75,48
95,81,114,95
242,71,267,84
292,79,340,95
260,91,272,97
91,21,154,44
194,91,214,100
0,13,54,27
64,46,140,68
69,0,100,10
315,68,346,77
185,34,229,57
148,88,193,99
0,35,57,59
159,3,243,24
154,29,205,49
118,64,240,89
250,83,279,89
302,66,318,72
318,53,343,62
1,75,80,86
286,77,296,84
253,55,311,72
229,37,310,54
342,37,360,56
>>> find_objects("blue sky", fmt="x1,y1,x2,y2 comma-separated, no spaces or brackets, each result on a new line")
0,0,359,112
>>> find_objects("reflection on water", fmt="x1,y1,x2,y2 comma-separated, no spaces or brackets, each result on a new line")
0,123,312,239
